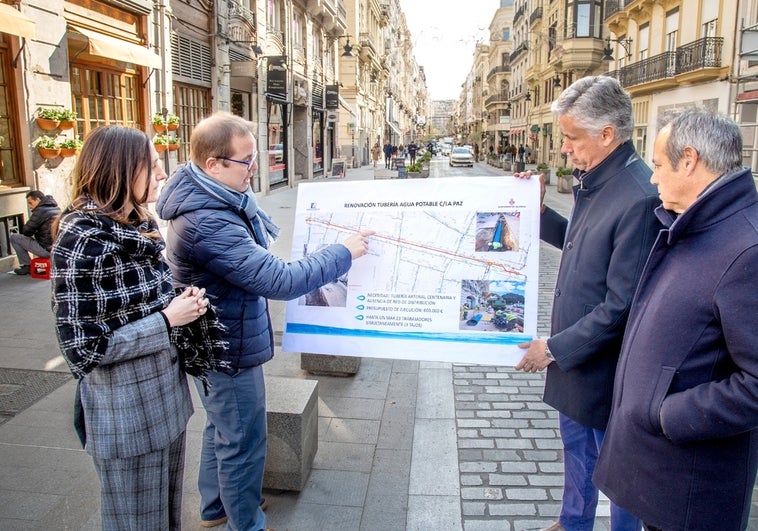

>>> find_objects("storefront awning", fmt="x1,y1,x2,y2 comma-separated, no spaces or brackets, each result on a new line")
509,128,524,135
0,3,35,40
338,95,356,117
68,25,162,69
386,120,402,136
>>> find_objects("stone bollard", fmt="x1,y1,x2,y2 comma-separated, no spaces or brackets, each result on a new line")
263,376,319,491
300,353,361,376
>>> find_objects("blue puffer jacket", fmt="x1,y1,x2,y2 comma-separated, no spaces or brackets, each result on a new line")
156,165,352,369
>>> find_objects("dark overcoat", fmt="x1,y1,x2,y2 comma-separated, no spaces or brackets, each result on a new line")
594,167,758,531
541,141,661,430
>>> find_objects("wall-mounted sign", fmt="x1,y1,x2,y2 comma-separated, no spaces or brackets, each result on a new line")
266,55,288,103
325,84,339,109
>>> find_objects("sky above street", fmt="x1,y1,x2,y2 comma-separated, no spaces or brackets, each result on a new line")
401,0,501,101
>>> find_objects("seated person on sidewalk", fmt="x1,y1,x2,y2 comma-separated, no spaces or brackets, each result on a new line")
9,190,61,275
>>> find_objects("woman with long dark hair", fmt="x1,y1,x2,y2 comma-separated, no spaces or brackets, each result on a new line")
51,125,215,530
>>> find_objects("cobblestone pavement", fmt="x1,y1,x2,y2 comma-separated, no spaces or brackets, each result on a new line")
451,180,595,531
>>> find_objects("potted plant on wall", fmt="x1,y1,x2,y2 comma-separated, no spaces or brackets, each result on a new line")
167,135,180,151
36,108,61,131
153,134,169,152
152,114,167,133
34,135,61,159
167,114,180,131
59,137,83,157
57,109,78,130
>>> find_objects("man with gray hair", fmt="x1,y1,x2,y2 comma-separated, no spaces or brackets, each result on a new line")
515,76,661,531
594,109,758,531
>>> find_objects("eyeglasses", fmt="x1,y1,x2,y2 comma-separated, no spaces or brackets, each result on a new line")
218,151,258,171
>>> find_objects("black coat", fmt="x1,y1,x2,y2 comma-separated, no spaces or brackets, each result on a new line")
23,195,61,251
594,167,758,531
541,141,661,430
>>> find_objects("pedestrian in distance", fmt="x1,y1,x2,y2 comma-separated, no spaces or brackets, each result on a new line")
594,109,758,531
156,111,374,531
408,141,418,165
514,75,662,531
383,141,393,168
51,125,217,530
8,190,60,275
371,142,381,168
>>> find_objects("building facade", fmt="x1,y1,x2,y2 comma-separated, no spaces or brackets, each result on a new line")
0,0,428,271
461,0,758,174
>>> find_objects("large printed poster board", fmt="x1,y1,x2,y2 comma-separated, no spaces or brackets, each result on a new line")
282,177,541,365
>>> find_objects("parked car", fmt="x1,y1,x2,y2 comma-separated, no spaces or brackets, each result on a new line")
449,146,474,167
271,143,283,163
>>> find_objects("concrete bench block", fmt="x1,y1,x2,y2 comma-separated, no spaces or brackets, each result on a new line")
263,376,318,491
301,353,361,376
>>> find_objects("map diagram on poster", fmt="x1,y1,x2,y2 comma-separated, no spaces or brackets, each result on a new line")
282,176,541,365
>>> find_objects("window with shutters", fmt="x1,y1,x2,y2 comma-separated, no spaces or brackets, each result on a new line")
170,34,212,85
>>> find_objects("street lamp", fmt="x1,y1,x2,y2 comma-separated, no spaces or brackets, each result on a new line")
602,37,633,61
341,35,354,57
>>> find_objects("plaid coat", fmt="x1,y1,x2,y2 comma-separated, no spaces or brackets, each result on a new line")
52,208,193,459
78,312,193,459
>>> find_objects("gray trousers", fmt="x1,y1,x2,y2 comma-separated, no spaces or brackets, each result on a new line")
10,233,49,266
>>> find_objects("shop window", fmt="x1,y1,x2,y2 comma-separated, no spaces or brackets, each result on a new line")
70,65,140,136
173,83,211,166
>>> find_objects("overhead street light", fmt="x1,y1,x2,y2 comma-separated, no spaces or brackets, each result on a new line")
602,36,633,61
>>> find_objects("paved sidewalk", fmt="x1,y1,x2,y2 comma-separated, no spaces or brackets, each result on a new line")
0,161,755,530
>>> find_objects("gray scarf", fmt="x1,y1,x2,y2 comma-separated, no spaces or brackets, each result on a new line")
187,162,280,248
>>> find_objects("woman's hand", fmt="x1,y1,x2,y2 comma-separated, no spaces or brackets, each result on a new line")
342,230,376,260
162,286,209,327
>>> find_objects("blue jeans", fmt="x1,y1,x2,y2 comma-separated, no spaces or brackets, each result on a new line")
558,413,640,531
195,366,267,531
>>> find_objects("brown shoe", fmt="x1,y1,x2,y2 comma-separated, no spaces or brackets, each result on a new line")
260,497,269,511
541,522,565,531
200,515,227,528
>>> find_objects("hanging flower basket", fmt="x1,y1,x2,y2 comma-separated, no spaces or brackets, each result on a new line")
58,120,76,131
168,142,180,151
36,117,60,131
153,123,167,133
37,147,61,159
154,142,168,152
59,147,79,158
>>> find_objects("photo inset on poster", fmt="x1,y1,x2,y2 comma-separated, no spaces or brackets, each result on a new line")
475,212,520,252
459,279,525,332
300,277,349,307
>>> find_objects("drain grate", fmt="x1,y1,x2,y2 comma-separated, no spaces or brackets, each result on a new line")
0,368,72,425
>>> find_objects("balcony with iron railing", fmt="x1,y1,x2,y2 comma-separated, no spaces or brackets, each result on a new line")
229,4,256,28
514,4,525,24
487,64,511,81
605,0,641,20
510,42,528,63
530,7,543,26
606,37,723,89
485,91,510,107
359,32,376,57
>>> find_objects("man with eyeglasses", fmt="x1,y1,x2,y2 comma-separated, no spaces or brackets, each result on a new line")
157,112,373,531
